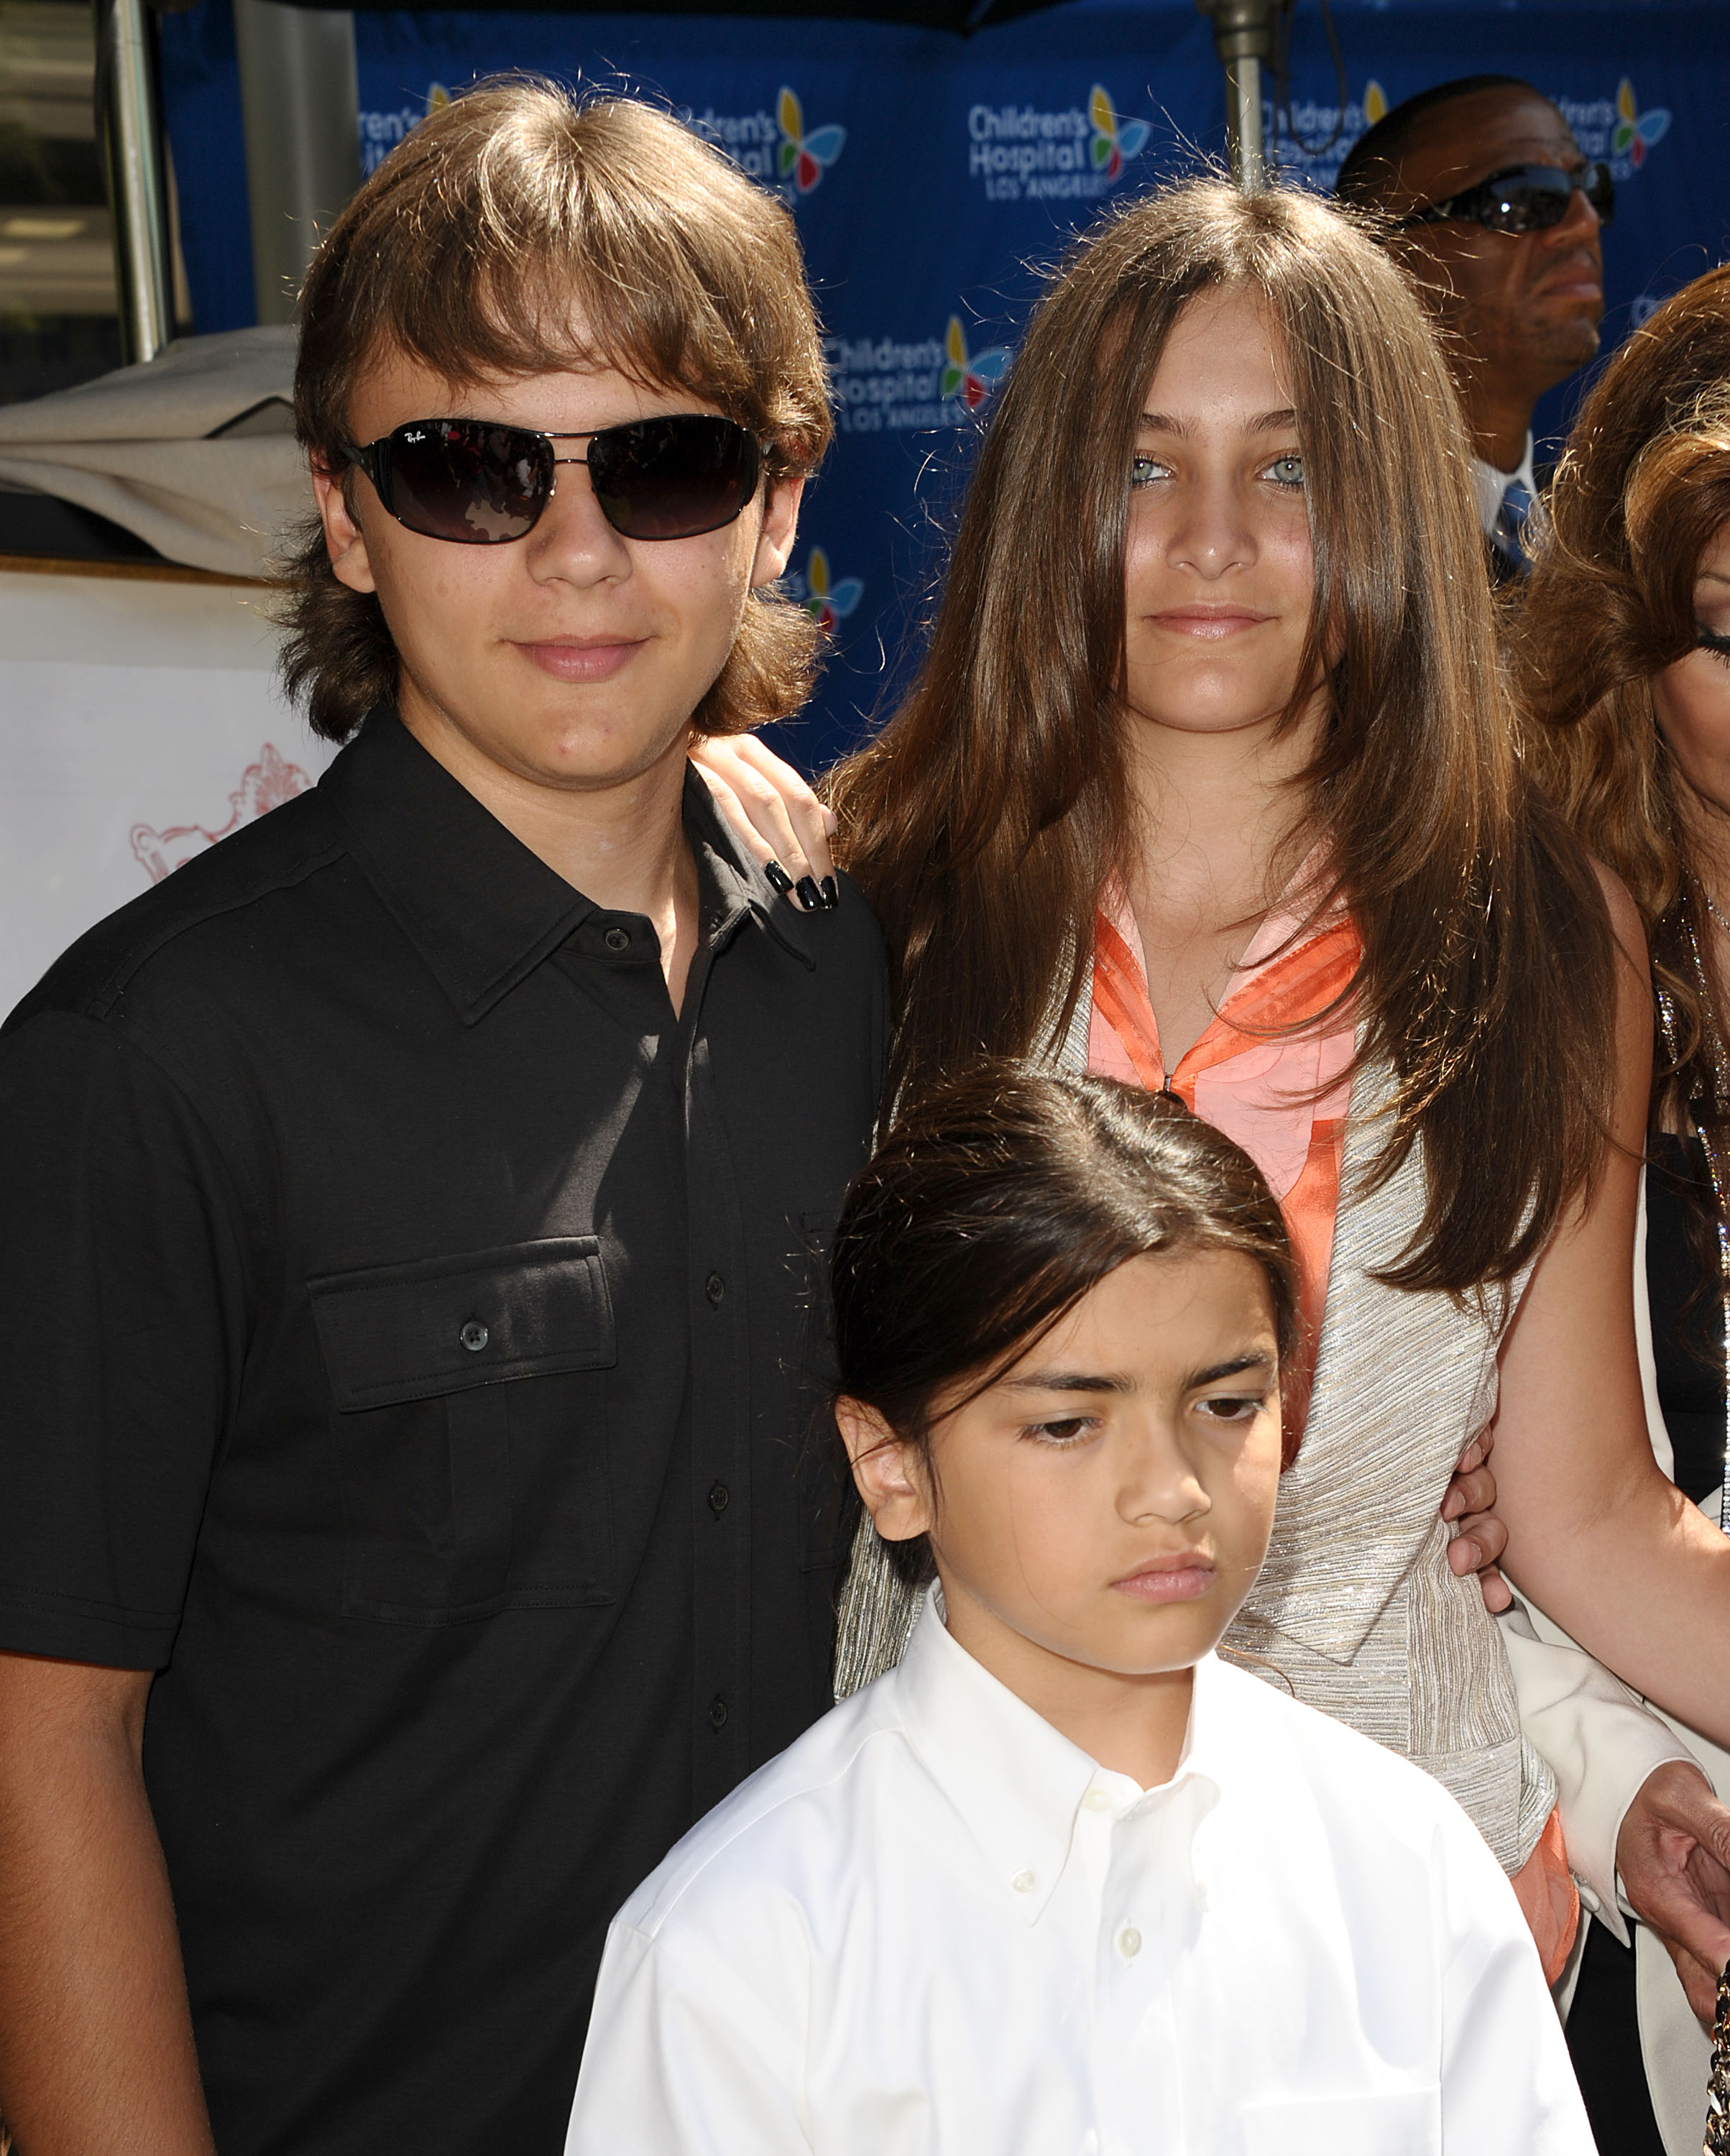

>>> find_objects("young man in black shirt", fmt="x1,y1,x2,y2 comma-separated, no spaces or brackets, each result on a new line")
0,83,885,2156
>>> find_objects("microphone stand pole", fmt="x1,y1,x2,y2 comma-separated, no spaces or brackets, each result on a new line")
1194,0,1283,193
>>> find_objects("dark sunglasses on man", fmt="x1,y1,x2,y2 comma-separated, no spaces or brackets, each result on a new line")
341,411,765,546
1394,160,1614,238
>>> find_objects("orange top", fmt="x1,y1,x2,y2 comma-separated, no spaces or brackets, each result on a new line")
1087,880,1361,1462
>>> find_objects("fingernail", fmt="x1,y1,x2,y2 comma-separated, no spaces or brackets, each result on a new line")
795,876,822,911
765,860,795,895
819,876,839,911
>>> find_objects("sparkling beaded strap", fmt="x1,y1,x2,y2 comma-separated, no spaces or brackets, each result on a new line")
1706,1958,1730,2155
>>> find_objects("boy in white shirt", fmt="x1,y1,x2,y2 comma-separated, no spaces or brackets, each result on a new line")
566,1067,1596,2155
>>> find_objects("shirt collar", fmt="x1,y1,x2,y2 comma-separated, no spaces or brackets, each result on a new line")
893,1590,1227,1925
1471,433,1537,535
319,709,814,1023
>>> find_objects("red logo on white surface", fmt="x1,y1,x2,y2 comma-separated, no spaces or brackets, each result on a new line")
132,743,312,884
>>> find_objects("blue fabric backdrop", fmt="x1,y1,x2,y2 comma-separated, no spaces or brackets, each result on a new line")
160,0,1729,771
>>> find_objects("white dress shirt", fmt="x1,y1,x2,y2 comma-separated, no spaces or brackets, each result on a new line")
1471,433,1538,536
568,1598,1593,2155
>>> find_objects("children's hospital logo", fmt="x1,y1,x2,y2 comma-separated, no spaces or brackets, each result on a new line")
356,81,451,177
1088,83,1151,182
941,315,1010,410
1611,77,1670,167
827,314,1011,436
1555,77,1671,183
357,83,847,198
792,546,864,634
969,83,1150,204
1281,73,1669,193
776,88,846,194
686,88,846,199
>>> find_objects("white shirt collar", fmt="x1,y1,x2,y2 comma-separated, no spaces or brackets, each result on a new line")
1471,432,1537,536
893,1589,1225,1925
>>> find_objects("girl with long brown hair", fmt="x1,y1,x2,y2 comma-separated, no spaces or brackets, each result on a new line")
1519,262,1730,2156
697,179,1730,1985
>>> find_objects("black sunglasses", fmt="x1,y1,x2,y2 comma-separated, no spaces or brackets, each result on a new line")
1394,160,1614,237
342,413,764,545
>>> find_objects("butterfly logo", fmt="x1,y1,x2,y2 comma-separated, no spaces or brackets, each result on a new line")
941,317,1011,410
1089,85,1151,182
1613,78,1670,167
778,88,847,194
802,547,864,635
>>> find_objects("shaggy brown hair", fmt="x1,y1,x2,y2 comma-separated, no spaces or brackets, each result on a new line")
829,177,1616,1295
282,80,833,744
1518,265,1730,1138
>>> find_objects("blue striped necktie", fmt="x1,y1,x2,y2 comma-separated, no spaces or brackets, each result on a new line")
1492,476,1532,573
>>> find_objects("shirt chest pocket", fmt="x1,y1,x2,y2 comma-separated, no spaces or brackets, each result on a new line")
1241,2087,1440,2156
309,1238,617,1623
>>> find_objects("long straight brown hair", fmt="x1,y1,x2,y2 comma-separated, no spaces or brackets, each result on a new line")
830,178,1616,1294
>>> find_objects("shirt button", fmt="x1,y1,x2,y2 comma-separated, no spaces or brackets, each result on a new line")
705,1271,725,1306
1116,1925,1142,1960
708,1694,728,1732
459,1319,489,1353
708,1481,730,1516
1011,1869,1036,1894
1083,1786,1112,1812
604,925,630,952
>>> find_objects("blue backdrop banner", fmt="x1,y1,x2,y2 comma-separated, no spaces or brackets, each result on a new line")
160,0,1729,771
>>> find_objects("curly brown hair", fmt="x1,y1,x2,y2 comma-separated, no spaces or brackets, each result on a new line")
281,79,834,745
1517,265,1730,1135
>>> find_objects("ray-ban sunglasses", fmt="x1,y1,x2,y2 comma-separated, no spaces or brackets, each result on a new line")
1394,160,1614,237
341,413,765,546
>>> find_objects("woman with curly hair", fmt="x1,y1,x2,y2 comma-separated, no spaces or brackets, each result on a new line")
1520,262,1730,2156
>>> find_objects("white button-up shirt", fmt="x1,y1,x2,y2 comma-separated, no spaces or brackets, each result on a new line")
1471,433,1539,535
568,1599,1593,2155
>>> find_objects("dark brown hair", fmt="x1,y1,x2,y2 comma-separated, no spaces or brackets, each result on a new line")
832,1064,1296,1485
834,1068,1296,1583
1333,75,1537,208
1518,265,1730,1136
829,177,1616,1294
282,80,833,743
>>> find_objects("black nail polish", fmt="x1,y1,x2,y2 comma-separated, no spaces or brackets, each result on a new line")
819,876,839,911
795,876,822,911
765,860,794,895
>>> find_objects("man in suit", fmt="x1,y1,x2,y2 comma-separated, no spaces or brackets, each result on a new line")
1337,74,1609,582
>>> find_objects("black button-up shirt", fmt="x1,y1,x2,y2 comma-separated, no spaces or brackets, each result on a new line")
0,710,886,2155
